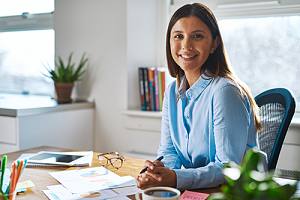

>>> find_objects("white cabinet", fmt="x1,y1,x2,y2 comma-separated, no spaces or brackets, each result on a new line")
0,116,19,153
0,95,94,154
123,110,161,158
19,108,94,151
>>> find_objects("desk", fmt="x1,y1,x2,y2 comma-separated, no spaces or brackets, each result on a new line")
3,146,220,200
8,146,298,199
3,146,146,200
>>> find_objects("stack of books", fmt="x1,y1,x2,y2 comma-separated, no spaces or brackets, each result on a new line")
138,67,166,111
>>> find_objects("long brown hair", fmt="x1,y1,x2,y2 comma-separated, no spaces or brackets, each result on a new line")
166,3,261,130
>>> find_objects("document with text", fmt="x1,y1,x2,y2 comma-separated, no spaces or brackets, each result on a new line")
49,167,136,194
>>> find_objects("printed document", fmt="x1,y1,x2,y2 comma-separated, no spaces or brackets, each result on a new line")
43,184,118,200
49,167,135,194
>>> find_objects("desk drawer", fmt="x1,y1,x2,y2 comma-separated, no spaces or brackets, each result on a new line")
0,116,17,144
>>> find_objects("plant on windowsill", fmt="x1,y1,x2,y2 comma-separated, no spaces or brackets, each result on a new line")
46,53,88,103
208,149,298,200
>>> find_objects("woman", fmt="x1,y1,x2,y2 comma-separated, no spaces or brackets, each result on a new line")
136,3,261,190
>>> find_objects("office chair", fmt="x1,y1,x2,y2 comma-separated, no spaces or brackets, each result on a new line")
255,88,295,171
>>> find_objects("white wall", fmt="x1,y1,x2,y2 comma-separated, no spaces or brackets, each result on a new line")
55,0,163,154
127,0,157,110
127,0,168,110
55,0,128,152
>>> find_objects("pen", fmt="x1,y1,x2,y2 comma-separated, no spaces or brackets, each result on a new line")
139,156,164,174
0,155,7,193
9,161,16,195
15,160,24,186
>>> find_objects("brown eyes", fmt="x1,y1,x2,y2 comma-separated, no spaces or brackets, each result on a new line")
173,33,204,40
192,34,204,40
174,34,184,40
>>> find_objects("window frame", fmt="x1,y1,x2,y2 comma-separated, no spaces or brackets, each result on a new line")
170,0,300,18
0,12,53,32
214,1,300,19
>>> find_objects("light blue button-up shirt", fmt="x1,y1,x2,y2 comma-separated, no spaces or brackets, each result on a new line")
157,74,257,190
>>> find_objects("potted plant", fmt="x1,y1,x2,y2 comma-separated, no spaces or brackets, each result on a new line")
47,53,88,103
208,149,298,200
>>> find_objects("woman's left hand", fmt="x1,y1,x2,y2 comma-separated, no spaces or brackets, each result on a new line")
136,166,177,189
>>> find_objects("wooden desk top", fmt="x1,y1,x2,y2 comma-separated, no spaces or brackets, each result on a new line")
3,146,220,200
3,146,145,200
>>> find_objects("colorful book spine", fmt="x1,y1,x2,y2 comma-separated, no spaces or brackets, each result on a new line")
138,67,166,112
161,70,166,108
138,67,146,111
148,68,155,111
158,70,162,111
143,68,150,111
154,68,159,111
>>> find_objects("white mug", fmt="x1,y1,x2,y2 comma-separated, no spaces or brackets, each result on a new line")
135,186,181,200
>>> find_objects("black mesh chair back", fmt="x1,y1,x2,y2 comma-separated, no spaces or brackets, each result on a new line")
255,88,295,170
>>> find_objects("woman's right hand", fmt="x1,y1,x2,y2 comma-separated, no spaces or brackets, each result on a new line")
145,159,165,169
136,159,164,189
136,160,177,189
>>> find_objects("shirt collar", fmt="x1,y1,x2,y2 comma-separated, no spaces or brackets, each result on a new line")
177,73,212,101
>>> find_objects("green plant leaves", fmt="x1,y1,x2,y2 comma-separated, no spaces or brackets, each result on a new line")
208,149,298,200
47,53,88,83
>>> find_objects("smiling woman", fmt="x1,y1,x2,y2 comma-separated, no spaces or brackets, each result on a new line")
136,3,264,190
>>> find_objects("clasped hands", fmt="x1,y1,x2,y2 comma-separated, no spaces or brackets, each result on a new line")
136,159,177,189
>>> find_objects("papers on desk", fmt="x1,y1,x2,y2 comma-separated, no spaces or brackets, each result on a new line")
180,190,209,200
44,167,140,200
50,167,135,193
43,185,135,200
44,185,117,200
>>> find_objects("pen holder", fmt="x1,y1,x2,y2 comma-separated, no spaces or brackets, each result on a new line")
0,191,16,200
0,156,27,200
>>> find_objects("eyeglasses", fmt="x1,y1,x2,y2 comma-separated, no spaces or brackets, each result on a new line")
97,152,125,170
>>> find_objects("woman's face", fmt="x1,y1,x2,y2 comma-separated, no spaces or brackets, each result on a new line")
170,16,216,75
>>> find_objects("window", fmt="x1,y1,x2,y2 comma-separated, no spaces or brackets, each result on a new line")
0,0,54,95
219,16,300,103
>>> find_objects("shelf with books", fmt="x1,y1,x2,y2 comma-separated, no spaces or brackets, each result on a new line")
138,67,166,112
